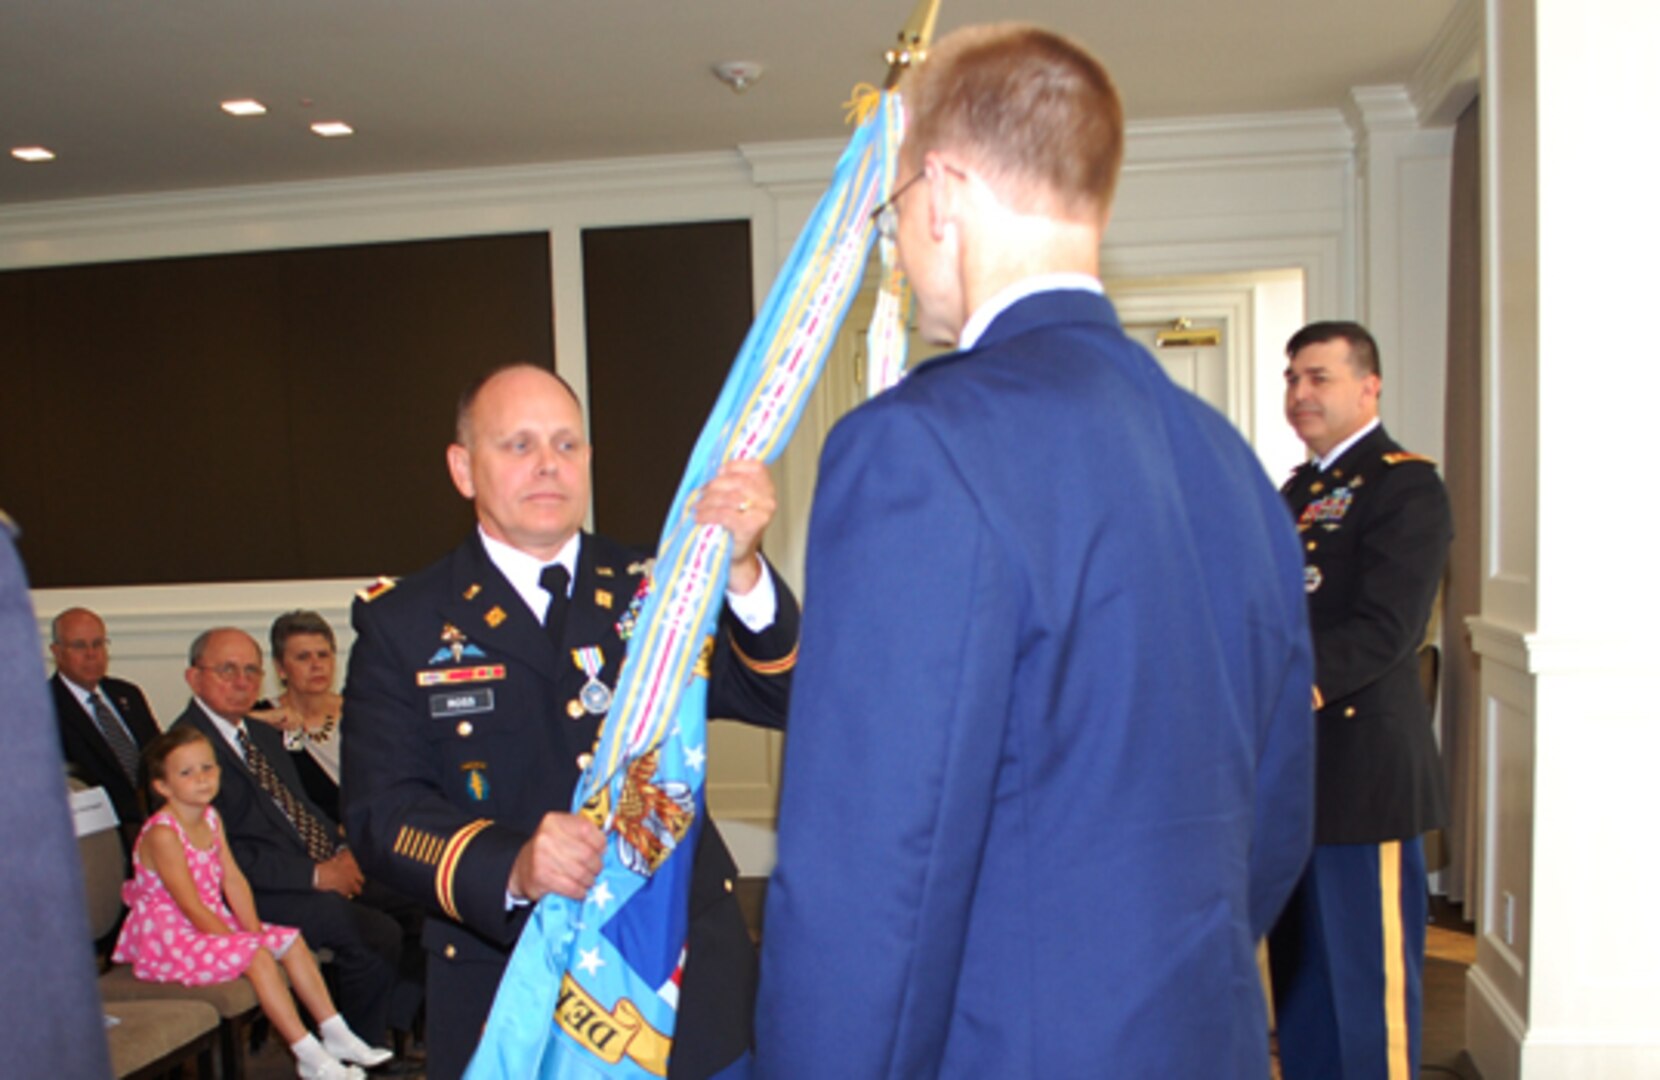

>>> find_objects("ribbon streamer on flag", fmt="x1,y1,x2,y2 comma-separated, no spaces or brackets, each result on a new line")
464,85,910,1080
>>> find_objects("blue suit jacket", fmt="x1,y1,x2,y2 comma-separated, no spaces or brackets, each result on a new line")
756,290,1315,1078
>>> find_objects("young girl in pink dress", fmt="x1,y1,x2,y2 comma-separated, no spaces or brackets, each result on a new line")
113,725,393,1080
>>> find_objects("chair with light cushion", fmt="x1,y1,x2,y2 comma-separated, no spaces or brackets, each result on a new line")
75,779,262,1079
104,998,220,1079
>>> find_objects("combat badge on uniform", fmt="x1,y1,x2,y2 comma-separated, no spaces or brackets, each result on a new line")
429,623,488,665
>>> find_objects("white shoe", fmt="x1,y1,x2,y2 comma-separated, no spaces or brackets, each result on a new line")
297,1059,366,1080
320,1029,395,1069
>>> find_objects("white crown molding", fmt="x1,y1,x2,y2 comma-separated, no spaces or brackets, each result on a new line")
1345,86,1421,139
0,151,757,270
739,140,847,187
743,109,1357,186
1,108,1361,272
1124,109,1354,170
1410,0,1482,125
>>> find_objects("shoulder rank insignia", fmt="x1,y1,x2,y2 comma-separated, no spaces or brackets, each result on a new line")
484,605,508,628
1383,451,1437,467
357,576,398,603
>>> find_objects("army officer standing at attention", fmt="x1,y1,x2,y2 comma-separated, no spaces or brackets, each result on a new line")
1270,321,1452,1080
341,363,797,1080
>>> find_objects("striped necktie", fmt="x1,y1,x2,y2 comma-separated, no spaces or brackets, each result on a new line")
87,692,141,787
237,726,337,862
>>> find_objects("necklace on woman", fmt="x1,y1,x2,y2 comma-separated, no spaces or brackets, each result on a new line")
281,695,338,748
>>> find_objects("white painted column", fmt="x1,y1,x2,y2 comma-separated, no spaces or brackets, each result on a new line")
1344,86,1454,462
1466,0,1660,1075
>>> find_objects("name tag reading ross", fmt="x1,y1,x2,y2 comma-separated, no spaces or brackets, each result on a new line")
430,689,496,718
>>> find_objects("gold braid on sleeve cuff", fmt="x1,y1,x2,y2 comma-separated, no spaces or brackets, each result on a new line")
435,818,493,921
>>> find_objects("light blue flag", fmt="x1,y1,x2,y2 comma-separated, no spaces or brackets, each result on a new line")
464,87,906,1080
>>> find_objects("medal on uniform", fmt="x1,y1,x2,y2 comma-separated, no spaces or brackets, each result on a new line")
572,646,611,715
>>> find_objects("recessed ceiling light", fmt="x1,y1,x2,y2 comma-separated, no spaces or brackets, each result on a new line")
310,121,353,138
221,99,267,117
10,146,56,163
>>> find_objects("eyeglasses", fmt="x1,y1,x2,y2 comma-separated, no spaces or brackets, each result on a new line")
870,171,926,244
198,663,264,682
869,164,971,243
61,637,111,652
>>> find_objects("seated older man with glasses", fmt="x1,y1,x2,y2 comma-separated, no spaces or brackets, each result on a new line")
48,606,162,847
175,627,419,1064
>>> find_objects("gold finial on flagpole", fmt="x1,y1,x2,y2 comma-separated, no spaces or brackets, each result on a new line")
883,0,942,88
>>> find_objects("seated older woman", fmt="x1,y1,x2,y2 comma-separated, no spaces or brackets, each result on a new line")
252,609,345,822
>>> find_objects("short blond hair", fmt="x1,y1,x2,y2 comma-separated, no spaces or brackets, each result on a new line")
903,23,1125,218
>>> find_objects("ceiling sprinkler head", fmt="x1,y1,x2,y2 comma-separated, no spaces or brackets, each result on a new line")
713,61,764,93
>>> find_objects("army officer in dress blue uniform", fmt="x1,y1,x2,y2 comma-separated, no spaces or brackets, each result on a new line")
341,364,798,1080
1269,321,1452,1080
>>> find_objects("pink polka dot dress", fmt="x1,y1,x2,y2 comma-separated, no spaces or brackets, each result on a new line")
112,806,298,985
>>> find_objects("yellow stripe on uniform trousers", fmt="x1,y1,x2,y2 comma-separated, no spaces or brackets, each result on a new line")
1266,837,1427,1080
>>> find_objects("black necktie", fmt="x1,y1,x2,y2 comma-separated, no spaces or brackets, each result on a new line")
237,726,337,862
540,564,571,648
87,692,141,787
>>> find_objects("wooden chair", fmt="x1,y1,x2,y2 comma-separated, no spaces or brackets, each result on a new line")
104,999,220,1080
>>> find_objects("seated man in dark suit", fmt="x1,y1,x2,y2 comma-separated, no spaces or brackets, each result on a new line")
49,606,161,842
177,626,416,1058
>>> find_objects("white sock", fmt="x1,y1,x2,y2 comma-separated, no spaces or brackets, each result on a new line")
317,1015,352,1046
289,1033,332,1070
319,1013,391,1065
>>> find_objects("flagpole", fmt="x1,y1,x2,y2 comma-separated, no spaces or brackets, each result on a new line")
883,0,942,88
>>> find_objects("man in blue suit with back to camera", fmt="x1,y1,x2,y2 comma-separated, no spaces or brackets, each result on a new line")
756,23,1315,1078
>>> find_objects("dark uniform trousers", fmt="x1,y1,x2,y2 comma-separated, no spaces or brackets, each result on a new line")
342,531,798,1080
1268,424,1452,1080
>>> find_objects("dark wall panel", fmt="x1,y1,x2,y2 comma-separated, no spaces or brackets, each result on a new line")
582,221,753,551
0,233,553,587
